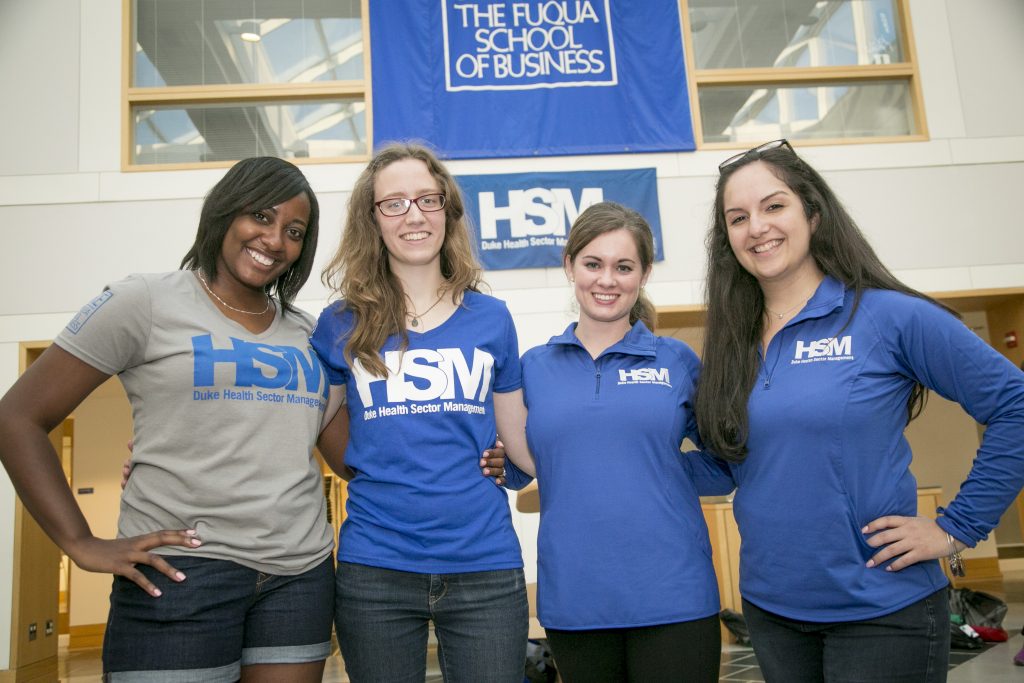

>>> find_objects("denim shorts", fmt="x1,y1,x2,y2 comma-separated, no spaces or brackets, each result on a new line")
103,555,334,682
335,562,529,682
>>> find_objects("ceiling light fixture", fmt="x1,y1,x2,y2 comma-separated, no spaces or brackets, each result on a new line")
240,20,261,42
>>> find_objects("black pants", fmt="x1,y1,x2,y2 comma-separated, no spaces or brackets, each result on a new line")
545,615,721,683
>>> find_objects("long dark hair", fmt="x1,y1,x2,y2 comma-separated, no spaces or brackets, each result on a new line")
695,145,953,462
180,156,320,313
563,201,656,330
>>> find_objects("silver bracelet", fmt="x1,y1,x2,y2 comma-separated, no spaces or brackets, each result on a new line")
946,533,965,577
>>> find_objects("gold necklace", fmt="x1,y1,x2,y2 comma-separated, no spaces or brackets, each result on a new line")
197,272,272,316
408,292,445,328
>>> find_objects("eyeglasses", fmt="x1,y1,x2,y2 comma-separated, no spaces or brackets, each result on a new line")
718,139,795,173
374,193,447,217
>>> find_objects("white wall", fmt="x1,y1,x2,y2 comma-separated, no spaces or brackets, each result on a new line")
0,0,1023,668
0,1,80,176
66,380,133,627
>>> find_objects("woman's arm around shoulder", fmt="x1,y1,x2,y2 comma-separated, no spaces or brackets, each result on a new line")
494,389,537,478
683,449,736,497
317,384,353,480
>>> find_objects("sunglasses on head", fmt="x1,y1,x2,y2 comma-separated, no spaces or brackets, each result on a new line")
718,139,796,173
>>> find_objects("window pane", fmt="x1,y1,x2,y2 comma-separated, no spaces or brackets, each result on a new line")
133,0,363,87
689,0,903,69
699,81,914,143
132,99,367,165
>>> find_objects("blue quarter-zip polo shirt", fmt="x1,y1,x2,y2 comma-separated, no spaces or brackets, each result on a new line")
521,321,721,629
725,276,1024,621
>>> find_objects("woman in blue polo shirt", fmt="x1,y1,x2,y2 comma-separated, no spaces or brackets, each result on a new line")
694,140,1024,681
511,202,724,682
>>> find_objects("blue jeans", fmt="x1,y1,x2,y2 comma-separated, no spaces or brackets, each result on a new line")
103,555,334,682
335,562,529,683
742,588,950,683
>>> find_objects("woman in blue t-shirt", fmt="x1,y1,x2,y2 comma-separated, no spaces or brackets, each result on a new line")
312,143,529,682
508,202,723,682
694,140,1024,681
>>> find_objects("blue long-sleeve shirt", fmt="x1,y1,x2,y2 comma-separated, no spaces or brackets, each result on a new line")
716,277,1024,621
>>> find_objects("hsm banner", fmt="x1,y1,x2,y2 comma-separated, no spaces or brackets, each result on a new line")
457,168,663,270
371,1,695,158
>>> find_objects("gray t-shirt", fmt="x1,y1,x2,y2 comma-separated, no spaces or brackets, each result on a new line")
56,271,333,574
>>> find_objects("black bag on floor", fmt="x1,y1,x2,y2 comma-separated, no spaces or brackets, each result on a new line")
949,587,1008,629
524,638,557,683
950,622,984,650
720,608,751,646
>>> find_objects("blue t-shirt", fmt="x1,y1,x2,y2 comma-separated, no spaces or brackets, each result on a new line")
722,276,1024,621
310,290,524,573
521,321,721,629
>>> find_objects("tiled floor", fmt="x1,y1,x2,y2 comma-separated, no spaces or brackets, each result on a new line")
58,571,1024,682
718,645,765,681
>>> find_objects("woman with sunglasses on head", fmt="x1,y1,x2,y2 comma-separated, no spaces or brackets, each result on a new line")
0,157,339,682
312,142,529,682
693,140,1024,681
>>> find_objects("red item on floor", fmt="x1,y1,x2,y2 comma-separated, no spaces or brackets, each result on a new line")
970,625,1008,642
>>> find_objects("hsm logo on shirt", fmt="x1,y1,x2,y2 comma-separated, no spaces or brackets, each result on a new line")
353,348,495,407
192,335,327,396
617,367,671,387
791,336,854,364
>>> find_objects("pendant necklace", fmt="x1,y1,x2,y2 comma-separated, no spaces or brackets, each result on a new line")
408,293,445,328
764,299,805,320
764,281,821,321
197,272,272,316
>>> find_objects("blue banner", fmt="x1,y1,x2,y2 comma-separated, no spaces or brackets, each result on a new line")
457,168,663,270
370,1,694,158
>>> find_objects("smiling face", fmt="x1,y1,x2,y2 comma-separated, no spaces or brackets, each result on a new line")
565,228,651,332
216,192,310,295
374,157,446,272
723,161,821,287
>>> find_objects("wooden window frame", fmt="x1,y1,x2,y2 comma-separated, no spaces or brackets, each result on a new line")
121,0,373,171
677,0,928,150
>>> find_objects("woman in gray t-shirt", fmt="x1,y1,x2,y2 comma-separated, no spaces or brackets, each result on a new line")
0,157,339,683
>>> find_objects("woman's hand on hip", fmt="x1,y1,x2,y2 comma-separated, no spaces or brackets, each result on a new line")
66,530,202,597
862,515,956,572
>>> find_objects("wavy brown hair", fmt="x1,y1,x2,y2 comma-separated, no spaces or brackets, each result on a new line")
321,143,482,377
695,145,954,462
563,201,656,330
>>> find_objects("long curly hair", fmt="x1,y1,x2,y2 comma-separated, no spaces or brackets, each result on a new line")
563,201,656,330
695,145,953,462
321,142,482,377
